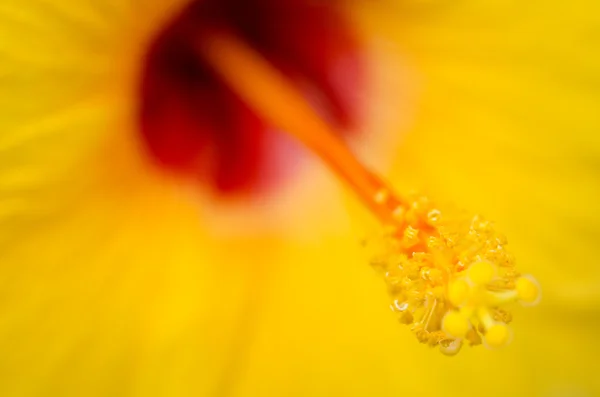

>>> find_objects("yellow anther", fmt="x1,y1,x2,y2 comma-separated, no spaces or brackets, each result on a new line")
467,261,495,285
442,311,470,338
447,279,470,306
484,324,512,349
402,226,420,247
516,275,541,305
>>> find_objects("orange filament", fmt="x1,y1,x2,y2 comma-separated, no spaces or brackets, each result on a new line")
198,31,403,225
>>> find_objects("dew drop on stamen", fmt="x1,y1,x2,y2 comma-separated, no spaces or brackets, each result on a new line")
439,338,462,356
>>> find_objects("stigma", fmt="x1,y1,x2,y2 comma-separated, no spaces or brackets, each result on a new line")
370,193,541,355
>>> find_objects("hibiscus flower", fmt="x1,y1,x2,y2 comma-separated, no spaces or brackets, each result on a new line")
0,0,598,396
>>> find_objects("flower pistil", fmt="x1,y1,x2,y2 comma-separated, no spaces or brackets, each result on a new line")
197,30,541,355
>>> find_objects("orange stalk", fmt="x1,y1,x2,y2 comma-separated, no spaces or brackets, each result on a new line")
198,31,404,225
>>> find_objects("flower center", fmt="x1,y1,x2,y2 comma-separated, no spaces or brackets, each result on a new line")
138,0,363,195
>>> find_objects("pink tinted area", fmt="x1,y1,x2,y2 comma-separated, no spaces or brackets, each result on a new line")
138,0,364,196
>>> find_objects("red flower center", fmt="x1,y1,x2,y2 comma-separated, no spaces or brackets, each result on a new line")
138,0,364,196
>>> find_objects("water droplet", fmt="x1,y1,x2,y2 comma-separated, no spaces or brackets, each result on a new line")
439,339,462,356
393,300,409,312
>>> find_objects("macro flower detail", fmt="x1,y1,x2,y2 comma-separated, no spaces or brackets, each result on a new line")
1,0,598,396
200,30,540,355
368,194,541,355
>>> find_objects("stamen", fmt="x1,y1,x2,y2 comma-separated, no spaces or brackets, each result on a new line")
367,203,541,354
197,30,540,355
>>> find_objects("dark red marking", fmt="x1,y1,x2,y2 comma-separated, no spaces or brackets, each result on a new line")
138,0,364,195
